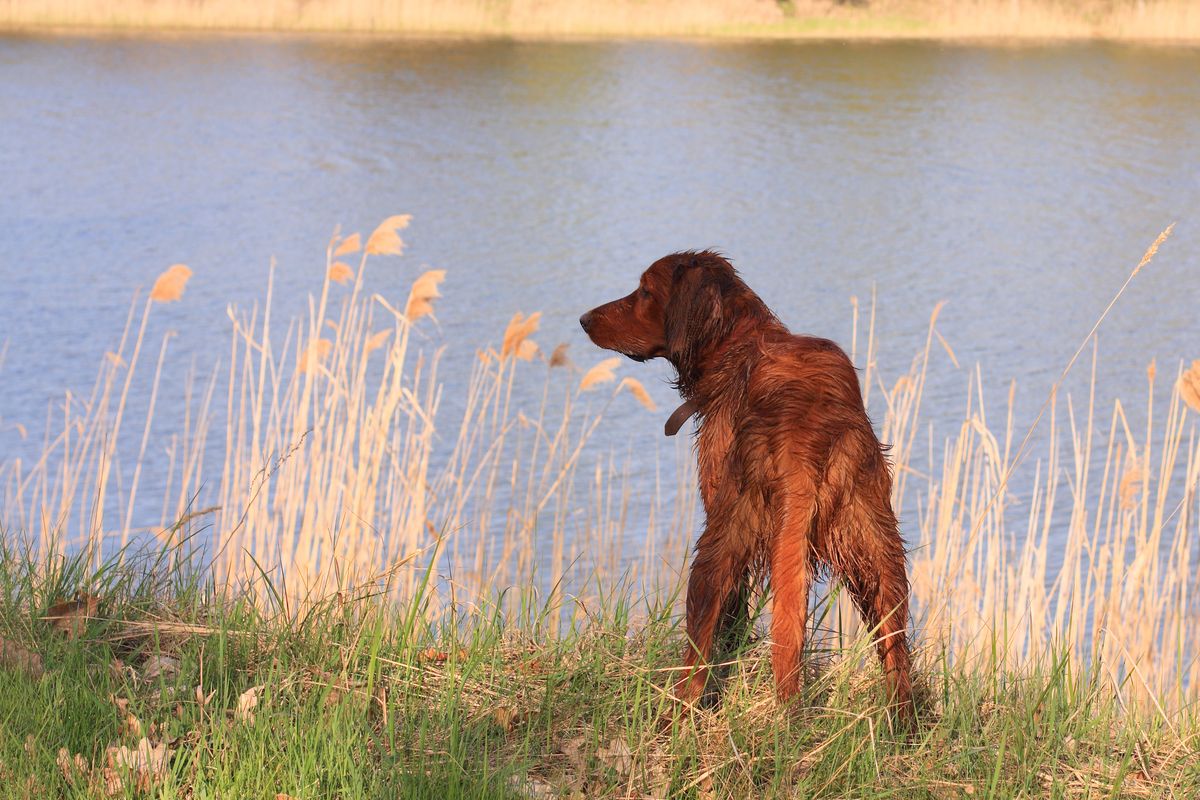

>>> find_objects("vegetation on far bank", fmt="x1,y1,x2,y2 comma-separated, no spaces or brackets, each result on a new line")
3,0,1200,41
1,541,1197,799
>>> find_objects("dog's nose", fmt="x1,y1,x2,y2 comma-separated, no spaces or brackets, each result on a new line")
579,311,594,332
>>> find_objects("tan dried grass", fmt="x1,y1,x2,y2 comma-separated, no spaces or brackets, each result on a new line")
6,221,1197,720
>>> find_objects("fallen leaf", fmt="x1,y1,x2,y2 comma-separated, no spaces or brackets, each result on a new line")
370,684,388,725
141,655,180,683
235,685,262,724
56,748,88,786
559,735,587,770
505,775,556,799
419,648,448,664
44,593,100,639
101,766,123,796
492,705,520,732
194,685,216,708
110,695,142,737
120,712,142,738
0,637,44,679
597,738,632,776
105,737,170,793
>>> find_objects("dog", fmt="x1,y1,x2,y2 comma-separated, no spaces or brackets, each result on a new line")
580,250,913,722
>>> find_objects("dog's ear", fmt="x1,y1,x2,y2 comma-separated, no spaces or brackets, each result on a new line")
664,264,730,367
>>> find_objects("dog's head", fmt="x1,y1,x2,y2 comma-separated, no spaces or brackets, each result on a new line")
579,251,770,386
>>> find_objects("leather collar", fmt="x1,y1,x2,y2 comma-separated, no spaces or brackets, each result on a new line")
664,400,697,437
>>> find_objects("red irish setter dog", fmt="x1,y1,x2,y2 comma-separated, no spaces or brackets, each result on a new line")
580,250,913,722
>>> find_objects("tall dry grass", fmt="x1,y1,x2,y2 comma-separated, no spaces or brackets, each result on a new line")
3,0,1200,40
1,217,1197,718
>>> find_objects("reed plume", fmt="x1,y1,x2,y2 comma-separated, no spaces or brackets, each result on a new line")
149,264,192,302
365,215,410,256
579,357,619,391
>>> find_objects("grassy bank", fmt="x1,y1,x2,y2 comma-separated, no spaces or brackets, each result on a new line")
2,0,1200,41
1,542,1197,799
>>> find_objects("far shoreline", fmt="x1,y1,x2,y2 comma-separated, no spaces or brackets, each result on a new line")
5,24,1200,47
4,1,1200,46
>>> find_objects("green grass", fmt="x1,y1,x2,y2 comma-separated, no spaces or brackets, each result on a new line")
0,540,1195,799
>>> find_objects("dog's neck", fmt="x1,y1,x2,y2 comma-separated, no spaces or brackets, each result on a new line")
666,318,779,436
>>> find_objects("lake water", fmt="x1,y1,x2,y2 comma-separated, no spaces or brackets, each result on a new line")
1,34,1197,573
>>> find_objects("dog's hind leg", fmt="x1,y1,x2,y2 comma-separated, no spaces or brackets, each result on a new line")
769,490,815,703
839,497,915,725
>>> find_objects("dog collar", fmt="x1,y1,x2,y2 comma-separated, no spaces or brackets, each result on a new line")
664,400,698,437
